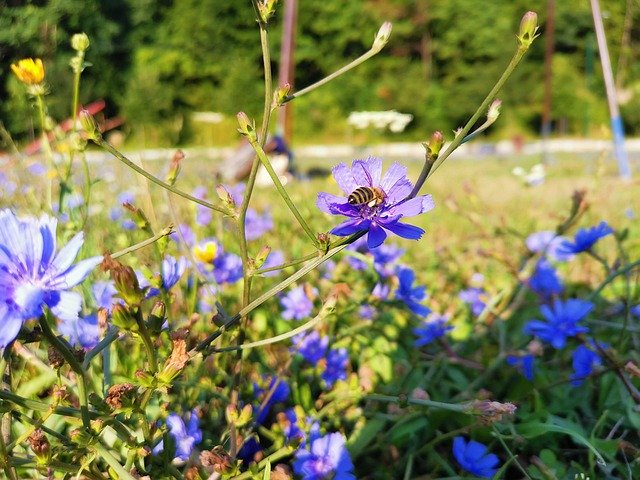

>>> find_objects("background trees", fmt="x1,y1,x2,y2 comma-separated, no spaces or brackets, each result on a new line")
1,0,637,145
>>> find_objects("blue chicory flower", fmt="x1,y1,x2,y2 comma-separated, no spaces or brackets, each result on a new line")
371,281,390,300
413,314,452,346
317,157,435,249
260,249,285,278
292,330,329,365
452,436,500,478
279,408,307,444
525,230,574,262
529,259,564,298
91,280,121,312
154,409,202,461
293,432,355,480
558,221,613,254
395,266,430,317
0,210,102,348
161,255,188,290
506,354,535,381
523,299,593,349
359,304,375,319
571,343,602,386
58,313,100,350
245,208,273,241
631,304,640,320
321,348,348,388
459,287,487,317
170,223,196,247
281,285,316,320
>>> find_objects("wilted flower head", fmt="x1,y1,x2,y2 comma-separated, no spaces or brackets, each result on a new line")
293,431,355,480
558,221,613,255
0,210,102,347
317,157,435,249
523,299,593,349
452,436,500,478
11,58,45,85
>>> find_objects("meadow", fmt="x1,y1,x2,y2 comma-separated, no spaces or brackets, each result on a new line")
2,8,640,480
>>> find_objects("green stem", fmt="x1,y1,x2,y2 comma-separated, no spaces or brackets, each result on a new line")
135,315,158,374
195,231,364,354
0,424,18,480
588,259,640,301
247,137,319,247
83,327,120,370
110,226,174,259
365,394,468,413
209,295,336,353
35,93,54,212
285,46,384,103
38,312,91,429
231,446,295,480
95,139,230,215
93,441,137,480
409,44,532,198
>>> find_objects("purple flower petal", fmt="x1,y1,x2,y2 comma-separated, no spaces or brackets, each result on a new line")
0,305,22,348
331,219,370,236
379,163,407,193
48,256,103,289
50,232,84,273
388,195,435,217
367,223,387,248
381,221,425,240
332,163,359,195
351,158,379,187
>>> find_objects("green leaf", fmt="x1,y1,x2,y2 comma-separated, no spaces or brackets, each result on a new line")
347,417,387,458
262,460,271,480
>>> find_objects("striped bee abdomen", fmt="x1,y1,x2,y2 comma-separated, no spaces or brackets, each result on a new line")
348,187,385,207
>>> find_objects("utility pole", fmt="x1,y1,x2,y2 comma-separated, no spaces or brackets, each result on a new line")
277,0,298,144
541,0,555,164
589,0,632,179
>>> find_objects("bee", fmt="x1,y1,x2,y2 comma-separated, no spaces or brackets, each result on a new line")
348,186,386,207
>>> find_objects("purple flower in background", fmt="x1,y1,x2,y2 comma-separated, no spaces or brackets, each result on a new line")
524,299,593,349
261,249,284,277
372,243,404,278
526,230,574,262
292,330,329,365
213,251,243,284
91,280,121,312
359,304,375,319
245,208,273,241
281,285,316,320
413,314,452,346
192,186,213,226
0,210,102,348
58,313,100,350
154,409,202,461
0,173,17,196
237,437,262,465
281,408,306,443
170,223,196,247
459,287,487,317
632,304,640,319
317,157,435,248
321,348,348,387
559,221,613,255
506,354,535,381
162,255,188,290
571,343,602,386
529,259,564,298
395,266,430,317
28,162,47,176
372,281,390,300
452,436,500,478
293,432,355,480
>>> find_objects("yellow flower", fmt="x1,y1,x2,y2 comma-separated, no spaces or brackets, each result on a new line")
193,241,218,264
11,58,45,85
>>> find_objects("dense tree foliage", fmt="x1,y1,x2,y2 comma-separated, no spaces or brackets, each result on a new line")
1,0,638,145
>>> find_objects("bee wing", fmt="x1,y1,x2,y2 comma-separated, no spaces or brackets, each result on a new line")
352,160,375,187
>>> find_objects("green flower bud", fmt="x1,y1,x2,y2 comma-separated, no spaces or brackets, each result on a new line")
236,112,256,140
79,110,101,141
254,245,272,270
148,301,167,334
110,304,139,332
71,33,90,52
273,83,292,108
517,11,539,49
372,22,393,53
165,149,184,186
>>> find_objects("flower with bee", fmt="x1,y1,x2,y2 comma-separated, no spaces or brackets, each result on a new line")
317,157,435,248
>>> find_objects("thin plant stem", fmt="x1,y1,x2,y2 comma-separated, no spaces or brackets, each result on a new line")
588,259,640,301
0,423,18,480
38,311,91,430
110,226,174,259
95,138,230,215
35,93,54,211
93,441,137,480
231,446,295,480
247,136,319,247
409,43,533,198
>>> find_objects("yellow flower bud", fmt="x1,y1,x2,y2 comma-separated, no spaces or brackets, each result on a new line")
11,58,45,85
71,33,90,52
193,241,218,264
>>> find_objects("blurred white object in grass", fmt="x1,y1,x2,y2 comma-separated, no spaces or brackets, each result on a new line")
348,110,413,133
512,163,545,186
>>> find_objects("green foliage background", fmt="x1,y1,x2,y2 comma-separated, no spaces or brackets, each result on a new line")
1,0,638,145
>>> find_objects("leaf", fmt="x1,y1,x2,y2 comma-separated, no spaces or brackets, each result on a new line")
388,414,429,445
347,417,387,458
262,460,271,480
518,417,606,466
